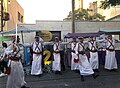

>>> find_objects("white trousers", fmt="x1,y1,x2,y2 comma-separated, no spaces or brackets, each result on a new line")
71,53,79,70
105,50,117,70
52,53,61,71
79,54,94,75
89,52,99,70
6,60,26,88
31,54,43,75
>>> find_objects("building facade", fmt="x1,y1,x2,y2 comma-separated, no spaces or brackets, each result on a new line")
7,0,24,30
18,20,120,43
97,0,120,20
75,0,83,10
0,0,24,31
87,0,120,20
0,0,8,31
89,1,97,16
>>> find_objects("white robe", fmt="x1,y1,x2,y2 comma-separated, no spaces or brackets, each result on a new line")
31,42,43,75
79,54,94,75
6,43,26,88
105,39,117,70
88,41,99,70
71,42,79,70
78,42,94,75
6,60,26,88
52,42,61,71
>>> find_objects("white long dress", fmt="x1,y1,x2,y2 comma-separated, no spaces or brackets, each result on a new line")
52,42,61,71
78,42,94,75
105,39,117,70
71,42,79,70
88,41,99,70
6,43,26,88
31,41,43,75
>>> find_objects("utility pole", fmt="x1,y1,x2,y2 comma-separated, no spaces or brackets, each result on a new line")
72,0,75,33
1,0,3,31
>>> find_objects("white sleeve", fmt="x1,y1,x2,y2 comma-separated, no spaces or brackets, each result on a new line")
43,42,53,45
39,37,44,42
61,42,69,45
5,48,13,55
75,43,79,55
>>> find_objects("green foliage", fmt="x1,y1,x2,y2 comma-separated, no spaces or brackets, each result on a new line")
64,9,105,21
92,13,105,21
100,0,120,9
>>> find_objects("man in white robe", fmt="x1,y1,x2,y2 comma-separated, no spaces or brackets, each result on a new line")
6,36,29,88
71,38,79,71
52,37,61,74
31,36,43,77
77,37,98,81
88,36,99,72
105,35,117,71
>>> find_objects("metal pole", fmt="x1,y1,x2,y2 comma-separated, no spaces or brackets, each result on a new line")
1,0,3,31
72,0,75,33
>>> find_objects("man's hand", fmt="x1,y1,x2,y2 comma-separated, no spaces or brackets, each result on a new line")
0,58,2,62
13,47,17,52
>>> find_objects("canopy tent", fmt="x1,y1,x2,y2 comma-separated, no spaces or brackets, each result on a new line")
99,30,120,35
64,32,103,38
0,26,40,43
0,26,40,34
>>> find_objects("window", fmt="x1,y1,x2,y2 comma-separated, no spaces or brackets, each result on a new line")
21,15,23,23
18,12,23,23
18,12,21,21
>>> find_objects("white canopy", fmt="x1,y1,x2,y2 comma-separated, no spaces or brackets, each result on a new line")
0,26,40,43
0,26,40,34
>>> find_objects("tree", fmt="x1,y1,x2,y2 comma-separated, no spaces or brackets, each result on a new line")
64,9,105,21
91,13,105,21
100,0,120,9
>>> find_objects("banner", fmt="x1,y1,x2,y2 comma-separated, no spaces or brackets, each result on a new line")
0,36,14,41
37,30,52,42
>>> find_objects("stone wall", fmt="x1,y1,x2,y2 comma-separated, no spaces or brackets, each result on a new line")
19,21,120,43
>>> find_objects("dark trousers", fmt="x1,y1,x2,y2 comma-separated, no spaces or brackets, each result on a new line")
0,60,7,73
60,51,65,70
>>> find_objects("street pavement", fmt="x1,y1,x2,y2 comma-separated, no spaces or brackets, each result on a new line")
0,65,120,88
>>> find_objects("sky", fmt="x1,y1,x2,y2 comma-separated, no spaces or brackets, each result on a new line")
17,0,96,24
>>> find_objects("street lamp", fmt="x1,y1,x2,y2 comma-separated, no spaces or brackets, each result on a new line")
1,0,3,31
72,0,75,33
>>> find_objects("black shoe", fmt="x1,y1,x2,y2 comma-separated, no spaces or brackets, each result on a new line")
55,71,62,75
33,74,41,77
58,71,62,75
92,74,99,79
106,69,112,72
62,68,66,71
38,74,41,77
55,71,58,74
74,70,80,74
111,69,118,72
81,75,85,81
21,85,30,88
93,69,99,73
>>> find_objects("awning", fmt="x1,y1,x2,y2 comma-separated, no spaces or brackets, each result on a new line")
0,26,40,43
64,32,103,38
0,26,40,34
99,30,120,35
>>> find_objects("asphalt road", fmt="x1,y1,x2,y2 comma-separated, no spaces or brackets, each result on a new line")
0,65,120,88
